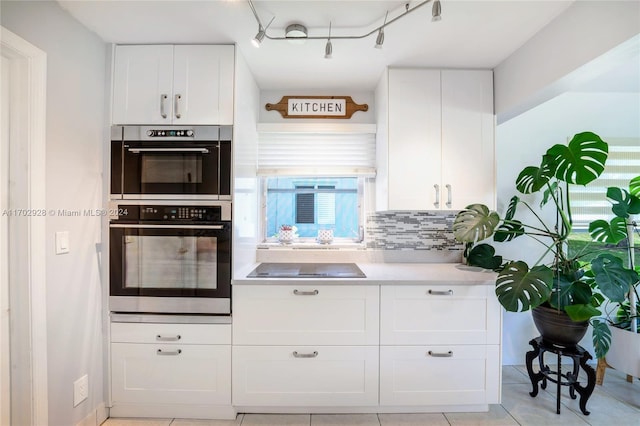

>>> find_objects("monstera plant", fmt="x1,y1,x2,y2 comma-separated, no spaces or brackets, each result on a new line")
453,131,640,359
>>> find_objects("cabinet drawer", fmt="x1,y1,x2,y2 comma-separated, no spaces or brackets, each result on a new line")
111,343,231,405
111,322,231,345
232,345,379,407
380,285,500,345
233,285,379,345
380,345,500,406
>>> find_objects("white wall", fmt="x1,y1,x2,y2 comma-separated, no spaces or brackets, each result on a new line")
497,90,640,364
0,1,108,425
233,48,261,273
494,0,640,124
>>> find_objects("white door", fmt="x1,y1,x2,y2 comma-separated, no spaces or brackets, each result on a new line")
0,27,48,426
0,53,11,426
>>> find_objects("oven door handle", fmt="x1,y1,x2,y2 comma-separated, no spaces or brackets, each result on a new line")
127,148,210,154
110,224,226,230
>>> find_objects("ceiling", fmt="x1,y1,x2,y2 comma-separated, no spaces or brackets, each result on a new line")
57,0,580,91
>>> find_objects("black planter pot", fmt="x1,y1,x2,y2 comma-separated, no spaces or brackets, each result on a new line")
532,304,589,348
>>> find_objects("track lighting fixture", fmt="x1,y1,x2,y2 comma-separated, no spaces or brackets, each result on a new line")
247,0,442,57
432,0,442,22
325,22,333,59
375,11,388,49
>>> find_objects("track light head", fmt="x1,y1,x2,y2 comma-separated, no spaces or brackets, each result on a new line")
324,39,333,59
375,28,384,49
252,27,265,47
432,0,442,22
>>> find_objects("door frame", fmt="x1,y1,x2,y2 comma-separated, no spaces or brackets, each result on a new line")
0,26,48,425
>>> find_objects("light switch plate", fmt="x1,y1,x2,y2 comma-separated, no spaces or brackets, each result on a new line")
55,231,69,254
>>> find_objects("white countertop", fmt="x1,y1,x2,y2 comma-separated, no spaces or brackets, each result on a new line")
232,262,496,286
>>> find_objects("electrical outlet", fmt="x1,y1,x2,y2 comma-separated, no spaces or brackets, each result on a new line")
73,374,88,407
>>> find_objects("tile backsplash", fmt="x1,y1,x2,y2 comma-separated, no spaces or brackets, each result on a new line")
366,210,464,262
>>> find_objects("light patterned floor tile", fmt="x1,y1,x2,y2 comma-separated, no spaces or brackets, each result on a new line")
377,413,449,426
500,383,590,425
444,404,518,425
502,365,530,384
102,418,172,426
170,414,244,426
311,414,379,426
554,384,640,426
241,413,310,426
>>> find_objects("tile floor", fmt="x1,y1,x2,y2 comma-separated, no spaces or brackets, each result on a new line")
103,366,640,426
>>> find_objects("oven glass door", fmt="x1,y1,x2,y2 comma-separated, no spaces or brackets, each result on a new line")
110,224,230,299
118,141,230,198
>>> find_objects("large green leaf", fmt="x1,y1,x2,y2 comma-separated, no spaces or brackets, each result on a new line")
515,165,554,195
591,319,612,359
564,303,601,322
548,274,586,309
589,217,627,244
504,196,519,221
591,253,639,303
453,204,500,243
629,175,640,197
546,132,608,185
495,262,553,312
540,181,559,208
493,220,525,242
466,244,503,270
607,187,640,218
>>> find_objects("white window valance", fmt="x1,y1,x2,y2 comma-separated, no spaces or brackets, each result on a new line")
257,130,376,177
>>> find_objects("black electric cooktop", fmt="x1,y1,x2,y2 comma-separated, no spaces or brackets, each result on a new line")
247,262,366,278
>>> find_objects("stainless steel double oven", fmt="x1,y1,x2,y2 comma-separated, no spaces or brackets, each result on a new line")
109,125,232,315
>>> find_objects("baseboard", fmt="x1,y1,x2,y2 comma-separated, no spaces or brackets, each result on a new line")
75,402,109,426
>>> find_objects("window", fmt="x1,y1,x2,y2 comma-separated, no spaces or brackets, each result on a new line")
264,177,361,241
570,138,640,228
257,128,375,243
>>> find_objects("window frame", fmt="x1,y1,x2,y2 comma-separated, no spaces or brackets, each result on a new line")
260,176,365,244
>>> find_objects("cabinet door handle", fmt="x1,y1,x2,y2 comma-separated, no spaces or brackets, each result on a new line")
293,289,319,296
428,289,453,296
428,350,453,358
157,349,182,356
174,94,182,119
156,334,181,342
293,351,318,358
433,184,440,208
445,184,452,208
160,94,168,119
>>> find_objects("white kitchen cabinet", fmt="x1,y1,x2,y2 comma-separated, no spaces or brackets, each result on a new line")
232,284,380,408
377,68,495,211
380,285,501,345
112,44,234,125
379,345,501,406
379,284,502,407
232,345,379,407
110,321,233,418
232,285,379,345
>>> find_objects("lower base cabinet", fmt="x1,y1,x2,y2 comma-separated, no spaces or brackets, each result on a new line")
379,345,501,406
111,343,231,405
232,345,379,407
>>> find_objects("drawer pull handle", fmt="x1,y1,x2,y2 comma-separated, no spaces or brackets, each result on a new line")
157,349,182,356
428,350,453,358
293,289,319,296
434,184,440,208
428,289,453,296
156,334,181,341
293,351,318,358
160,94,168,119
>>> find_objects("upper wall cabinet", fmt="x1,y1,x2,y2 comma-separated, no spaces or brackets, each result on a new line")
376,69,495,211
112,45,235,125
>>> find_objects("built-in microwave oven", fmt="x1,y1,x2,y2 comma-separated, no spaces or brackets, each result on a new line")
110,125,231,200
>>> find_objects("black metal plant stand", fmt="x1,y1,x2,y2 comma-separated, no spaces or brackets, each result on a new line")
525,337,596,415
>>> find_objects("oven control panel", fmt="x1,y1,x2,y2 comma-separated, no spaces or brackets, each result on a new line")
110,205,224,223
146,129,194,137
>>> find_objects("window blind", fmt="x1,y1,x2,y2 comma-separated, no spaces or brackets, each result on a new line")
257,132,376,176
571,138,640,227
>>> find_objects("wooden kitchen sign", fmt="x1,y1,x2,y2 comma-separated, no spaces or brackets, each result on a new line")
265,96,368,119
